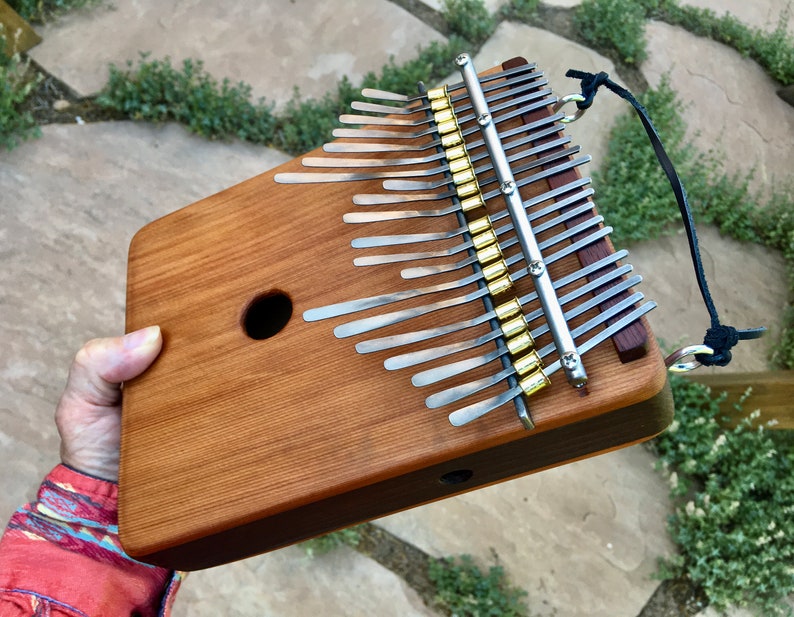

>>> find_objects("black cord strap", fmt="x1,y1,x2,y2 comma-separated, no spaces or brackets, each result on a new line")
565,69,765,367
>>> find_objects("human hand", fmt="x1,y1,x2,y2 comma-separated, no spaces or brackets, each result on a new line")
55,326,163,482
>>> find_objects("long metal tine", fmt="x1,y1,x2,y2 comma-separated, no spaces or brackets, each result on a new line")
343,77,548,125
382,146,580,192
350,180,591,255
303,124,562,170
425,293,645,407
325,112,564,156
329,93,554,142
354,250,629,354
333,227,613,338
351,69,545,116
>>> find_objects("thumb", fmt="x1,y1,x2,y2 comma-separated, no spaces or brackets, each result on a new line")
61,326,163,410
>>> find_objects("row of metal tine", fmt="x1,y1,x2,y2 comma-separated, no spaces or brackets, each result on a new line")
275,54,654,427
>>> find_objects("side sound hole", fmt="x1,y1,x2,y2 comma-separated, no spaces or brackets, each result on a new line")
243,291,293,340
439,469,473,485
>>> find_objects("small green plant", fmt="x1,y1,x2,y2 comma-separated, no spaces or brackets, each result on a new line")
0,33,40,150
428,554,528,616
653,2,794,85
96,54,276,144
654,377,794,615
441,0,496,46
498,0,540,23
300,527,362,559
6,0,99,23
574,0,650,65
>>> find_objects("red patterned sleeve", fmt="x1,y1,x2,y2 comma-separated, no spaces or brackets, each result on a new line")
0,464,183,616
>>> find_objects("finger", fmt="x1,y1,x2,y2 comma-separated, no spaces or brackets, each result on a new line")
60,326,163,410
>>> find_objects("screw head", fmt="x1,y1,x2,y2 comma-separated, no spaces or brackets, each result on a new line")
500,180,516,195
477,112,491,126
561,352,580,370
455,53,469,66
528,260,545,277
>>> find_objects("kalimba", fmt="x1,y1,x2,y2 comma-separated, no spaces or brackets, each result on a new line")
119,55,672,570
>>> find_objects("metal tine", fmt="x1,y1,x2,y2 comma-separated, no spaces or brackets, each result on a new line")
303,123,562,170
386,269,637,371
351,179,591,254
359,62,538,103
336,88,553,142
382,144,579,192
425,293,645,408
354,250,629,354
343,77,547,125
351,69,544,115
400,205,599,279
327,111,563,156
276,108,564,185
334,226,613,338
347,155,588,225
330,91,553,141
302,134,568,186
446,301,656,425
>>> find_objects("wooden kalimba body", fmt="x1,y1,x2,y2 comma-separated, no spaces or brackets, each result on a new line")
119,55,672,571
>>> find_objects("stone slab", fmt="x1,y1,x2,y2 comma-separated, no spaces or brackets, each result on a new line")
681,0,793,34
28,0,445,104
643,21,794,197
172,545,437,617
629,226,788,374
379,444,675,617
0,121,287,527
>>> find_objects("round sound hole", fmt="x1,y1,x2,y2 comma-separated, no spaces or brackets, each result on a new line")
439,469,473,485
243,292,293,340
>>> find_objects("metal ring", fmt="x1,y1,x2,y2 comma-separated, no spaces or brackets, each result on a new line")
664,344,714,373
552,94,586,124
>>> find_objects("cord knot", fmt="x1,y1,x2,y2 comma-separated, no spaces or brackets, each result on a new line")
565,70,611,110
699,325,741,366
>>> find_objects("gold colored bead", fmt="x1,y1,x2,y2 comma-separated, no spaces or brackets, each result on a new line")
460,194,484,213
434,109,455,125
471,229,496,250
437,119,459,135
430,97,451,112
519,370,551,396
449,157,472,175
494,298,522,322
475,243,502,266
481,259,508,282
506,331,534,357
486,274,513,297
445,145,467,161
452,168,475,186
513,350,543,377
500,314,529,340
441,131,463,148
426,86,448,101
456,181,479,199
467,216,492,236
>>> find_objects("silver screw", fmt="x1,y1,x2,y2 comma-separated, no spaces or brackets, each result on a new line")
528,260,545,276
455,53,469,66
500,180,516,195
561,352,580,370
477,112,491,126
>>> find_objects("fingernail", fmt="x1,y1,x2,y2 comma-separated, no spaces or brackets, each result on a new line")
124,325,161,350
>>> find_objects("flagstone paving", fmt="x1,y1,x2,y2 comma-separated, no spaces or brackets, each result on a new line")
1,1,791,615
